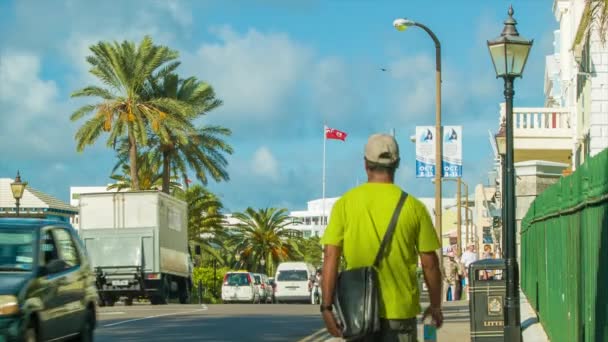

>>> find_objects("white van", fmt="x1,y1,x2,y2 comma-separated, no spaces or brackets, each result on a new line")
274,262,315,303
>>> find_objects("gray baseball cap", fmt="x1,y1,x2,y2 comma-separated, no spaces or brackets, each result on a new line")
364,134,400,167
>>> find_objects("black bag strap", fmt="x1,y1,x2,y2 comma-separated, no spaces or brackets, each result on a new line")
373,191,408,268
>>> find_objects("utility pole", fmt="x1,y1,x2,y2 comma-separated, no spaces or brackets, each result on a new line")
456,177,462,256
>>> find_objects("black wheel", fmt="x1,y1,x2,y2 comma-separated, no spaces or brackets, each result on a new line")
24,318,37,342
124,298,133,306
104,298,115,307
151,276,171,305
73,309,95,342
178,279,191,304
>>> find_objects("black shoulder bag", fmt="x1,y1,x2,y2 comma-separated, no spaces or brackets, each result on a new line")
333,191,408,340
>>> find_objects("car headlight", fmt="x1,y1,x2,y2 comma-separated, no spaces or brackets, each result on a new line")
0,295,19,315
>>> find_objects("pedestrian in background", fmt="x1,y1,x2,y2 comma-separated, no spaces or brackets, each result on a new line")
320,133,444,341
443,250,460,302
460,243,478,300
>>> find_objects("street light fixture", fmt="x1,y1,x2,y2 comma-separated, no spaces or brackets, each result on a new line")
393,17,443,265
10,171,27,217
488,6,533,341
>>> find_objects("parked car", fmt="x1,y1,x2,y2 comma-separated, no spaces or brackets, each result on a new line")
0,218,98,341
274,262,316,303
221,271,260,304
252,273,272,303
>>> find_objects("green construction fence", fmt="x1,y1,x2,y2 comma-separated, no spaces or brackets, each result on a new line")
521,148,608,342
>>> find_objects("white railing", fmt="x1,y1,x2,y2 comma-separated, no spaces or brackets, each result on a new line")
500,103,571,130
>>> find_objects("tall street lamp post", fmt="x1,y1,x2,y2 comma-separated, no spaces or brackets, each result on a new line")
393,18,443,263
10,171,27,217
487,6,533,341
433,177,468,256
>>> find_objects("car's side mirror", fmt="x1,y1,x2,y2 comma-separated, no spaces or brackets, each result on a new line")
40,259,68,276
194,245,202,256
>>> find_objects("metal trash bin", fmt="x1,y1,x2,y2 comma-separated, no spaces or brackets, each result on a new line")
468,258,506,341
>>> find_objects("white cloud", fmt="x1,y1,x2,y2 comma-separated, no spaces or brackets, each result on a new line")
183,26,313,121
250,146,280,181
0,53,58,113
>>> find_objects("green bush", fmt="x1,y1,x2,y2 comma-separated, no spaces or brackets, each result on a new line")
191,266,230,302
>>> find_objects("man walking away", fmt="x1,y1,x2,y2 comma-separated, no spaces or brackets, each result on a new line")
320,133,444,341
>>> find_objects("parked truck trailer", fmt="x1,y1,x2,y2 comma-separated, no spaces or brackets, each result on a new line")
78,191,195,306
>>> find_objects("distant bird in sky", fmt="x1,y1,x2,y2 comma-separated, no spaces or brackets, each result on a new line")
380,68,387,71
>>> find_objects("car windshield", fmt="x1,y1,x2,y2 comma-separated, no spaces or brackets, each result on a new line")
277,270,308,281
0,230,35,272
225,273,250,286
253,275,261,284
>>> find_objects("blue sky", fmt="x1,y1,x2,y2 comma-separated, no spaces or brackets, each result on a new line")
0,0,557,213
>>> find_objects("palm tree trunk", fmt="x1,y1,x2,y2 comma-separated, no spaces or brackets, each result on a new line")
162,149,171,194
128,128,140,190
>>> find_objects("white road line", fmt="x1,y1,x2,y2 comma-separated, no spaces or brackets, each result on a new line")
99,312,126,315
102,308,208,328
296,328,327,342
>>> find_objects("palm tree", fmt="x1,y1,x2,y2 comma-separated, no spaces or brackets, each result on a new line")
144,73,232,193
175,185,228,262
230,208,302,275
107,151,175,191
574,0,608,46
70,36,182,190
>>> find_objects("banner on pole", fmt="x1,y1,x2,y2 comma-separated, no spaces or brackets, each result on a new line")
442,126,463,178
415,126,437,178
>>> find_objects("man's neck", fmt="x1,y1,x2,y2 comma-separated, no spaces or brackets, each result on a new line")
367,176,394,184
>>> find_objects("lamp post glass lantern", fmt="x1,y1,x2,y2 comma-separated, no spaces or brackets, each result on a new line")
487,6,533,342
10,171,27,217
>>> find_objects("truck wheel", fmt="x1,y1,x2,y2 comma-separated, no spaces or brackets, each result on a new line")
178,279,191,304
104,298,115,307
124,298,134,306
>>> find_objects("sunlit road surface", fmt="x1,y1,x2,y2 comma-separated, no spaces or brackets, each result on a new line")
95,303,331,342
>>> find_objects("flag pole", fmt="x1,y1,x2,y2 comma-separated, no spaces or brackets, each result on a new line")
322,123,327,231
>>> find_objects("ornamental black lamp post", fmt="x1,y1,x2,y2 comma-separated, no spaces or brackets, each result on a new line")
10,171,27,217
487,6,533,341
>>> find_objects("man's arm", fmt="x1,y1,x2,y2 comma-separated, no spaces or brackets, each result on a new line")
321,245,342,306
420,251,442,309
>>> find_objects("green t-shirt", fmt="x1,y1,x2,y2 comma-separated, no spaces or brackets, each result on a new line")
321,182,440,319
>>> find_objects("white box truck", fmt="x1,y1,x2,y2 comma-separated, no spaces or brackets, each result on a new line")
78,191,197,306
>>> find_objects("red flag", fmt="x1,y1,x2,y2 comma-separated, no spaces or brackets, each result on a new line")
325,127,347,141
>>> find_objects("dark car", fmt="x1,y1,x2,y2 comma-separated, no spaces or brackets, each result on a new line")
0,218,98,341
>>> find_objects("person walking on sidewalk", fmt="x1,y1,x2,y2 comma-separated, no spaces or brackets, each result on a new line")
319,133,444,341
443,250,460,302
460,243,478,299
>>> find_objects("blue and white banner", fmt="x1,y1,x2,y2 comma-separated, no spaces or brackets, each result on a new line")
415,126,437,178
442,125,463,178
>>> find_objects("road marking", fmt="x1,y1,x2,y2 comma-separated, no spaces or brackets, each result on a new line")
99,312,125,315
102,308,208,328
296,328,327,342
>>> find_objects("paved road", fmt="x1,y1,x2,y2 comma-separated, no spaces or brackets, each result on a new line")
94,301,470,341
95,303,331,342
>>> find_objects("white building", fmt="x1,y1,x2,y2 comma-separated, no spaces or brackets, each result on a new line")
550,0,608,167
287,197,340,238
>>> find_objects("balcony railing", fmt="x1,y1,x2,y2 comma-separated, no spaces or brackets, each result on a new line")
500,103,571,131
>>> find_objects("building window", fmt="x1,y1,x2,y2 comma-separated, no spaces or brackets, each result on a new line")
71,193,80,200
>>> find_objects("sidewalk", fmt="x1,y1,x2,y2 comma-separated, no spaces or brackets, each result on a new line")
317,294,549,342
319,300,471,341
520,290,550,342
